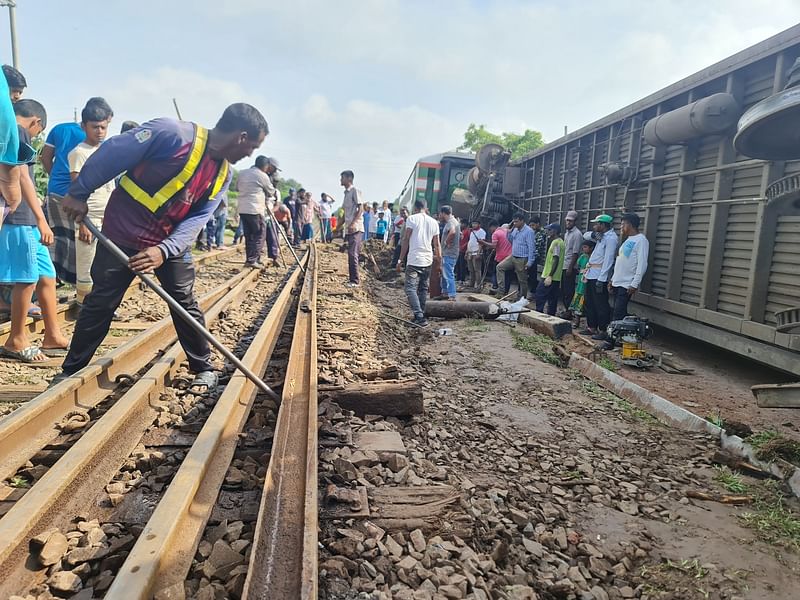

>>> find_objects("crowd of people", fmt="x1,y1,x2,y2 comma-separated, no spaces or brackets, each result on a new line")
0,63,271,396
0,57,649,375
387,195,650,337
196,161,339,268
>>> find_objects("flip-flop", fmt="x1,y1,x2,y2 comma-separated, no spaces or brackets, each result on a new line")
0,345,46,363
189,370,218,395
0,306,42,320
41,346,69,358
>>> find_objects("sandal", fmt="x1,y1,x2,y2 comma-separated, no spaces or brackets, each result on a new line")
0,345,45,363
41,346,69,358
0,305,42,320
189,370,218,395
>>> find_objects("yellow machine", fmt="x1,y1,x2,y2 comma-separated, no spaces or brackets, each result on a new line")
608,316,654,368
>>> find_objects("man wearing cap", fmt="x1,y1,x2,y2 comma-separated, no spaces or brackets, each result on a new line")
582,214,618,340
561,210,582,312
236,155,280,267
53,103,268,394
534,223,565,315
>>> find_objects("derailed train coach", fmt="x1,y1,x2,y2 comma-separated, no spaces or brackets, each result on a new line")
509,25,800,377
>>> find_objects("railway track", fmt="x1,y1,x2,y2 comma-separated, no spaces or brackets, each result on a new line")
0,245,240,347
0,244,319,599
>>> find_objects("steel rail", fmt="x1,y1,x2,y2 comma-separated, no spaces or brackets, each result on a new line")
0,268,252,483
0,266,269,597
243,243,318,600
0,301,78,346
82,218,279,401
106,251,308,599
0,245,238,342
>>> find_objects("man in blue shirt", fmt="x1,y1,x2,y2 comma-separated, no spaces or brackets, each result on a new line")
41,106,90,283
53,103,267,393
495,212,536,300
581,214,618,339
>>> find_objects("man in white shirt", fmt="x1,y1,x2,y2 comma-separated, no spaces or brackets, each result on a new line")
236,155,279,267
67,100,114,303
465,219,486,290
396,199,441,327
319,192,335,242
610,213,649,321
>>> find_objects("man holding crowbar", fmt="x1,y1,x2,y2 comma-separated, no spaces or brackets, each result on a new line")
53,103,275,397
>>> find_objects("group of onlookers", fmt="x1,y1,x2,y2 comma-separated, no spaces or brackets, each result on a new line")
194,157,339,268
383,195,649,336
0,64,131,362
2,54,271,397
362,199,395,243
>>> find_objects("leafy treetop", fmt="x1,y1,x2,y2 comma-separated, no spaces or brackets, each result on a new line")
458,123,544,161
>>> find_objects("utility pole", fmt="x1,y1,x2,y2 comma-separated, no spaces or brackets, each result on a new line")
0,1,18,69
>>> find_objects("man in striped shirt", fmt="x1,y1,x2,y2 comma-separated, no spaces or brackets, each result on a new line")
495,212,537,300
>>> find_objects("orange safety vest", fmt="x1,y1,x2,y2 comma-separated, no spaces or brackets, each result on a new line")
119,124,228,215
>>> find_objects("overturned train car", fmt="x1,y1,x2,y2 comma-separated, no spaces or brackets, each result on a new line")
512,25,800,376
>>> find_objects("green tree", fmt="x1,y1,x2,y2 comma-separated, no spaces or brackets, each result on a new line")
458,123,544,160
31,136,49,199
276,177,303,200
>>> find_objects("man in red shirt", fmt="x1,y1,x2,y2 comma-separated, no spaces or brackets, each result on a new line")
456,218,470,285
480,220,512,293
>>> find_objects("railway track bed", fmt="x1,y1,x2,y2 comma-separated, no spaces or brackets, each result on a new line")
0,244,320,599
0,247,247,417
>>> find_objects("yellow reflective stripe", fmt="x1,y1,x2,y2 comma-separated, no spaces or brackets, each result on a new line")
210,160,229,198
118,175,155,210
118,124,209,213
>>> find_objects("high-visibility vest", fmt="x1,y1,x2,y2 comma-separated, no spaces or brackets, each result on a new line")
119,124,229,215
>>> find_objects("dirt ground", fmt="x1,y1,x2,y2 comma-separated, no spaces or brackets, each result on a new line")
318,243,800,600
574,327,798,443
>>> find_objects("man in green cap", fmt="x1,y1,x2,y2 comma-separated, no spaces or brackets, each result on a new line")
581,214,617,340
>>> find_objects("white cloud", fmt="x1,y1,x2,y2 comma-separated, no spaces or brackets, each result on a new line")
94,67,276,132
25,0,800,207
273,96,464,205
97,67,462,205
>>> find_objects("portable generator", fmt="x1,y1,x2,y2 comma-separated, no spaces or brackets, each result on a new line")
607,316,654,368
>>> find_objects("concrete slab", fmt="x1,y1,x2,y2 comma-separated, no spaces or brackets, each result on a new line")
751,382,800,408
354,431,406,454
465,293,572,339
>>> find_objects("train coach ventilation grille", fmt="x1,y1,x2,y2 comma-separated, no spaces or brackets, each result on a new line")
766,174,800,202
775,307,800,334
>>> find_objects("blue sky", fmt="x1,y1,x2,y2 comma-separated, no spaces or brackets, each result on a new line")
2,1,799,206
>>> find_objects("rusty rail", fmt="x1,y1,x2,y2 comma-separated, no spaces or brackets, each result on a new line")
0,266,266,596
243,244,318,600
105,251,307,599
0,267,252,483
